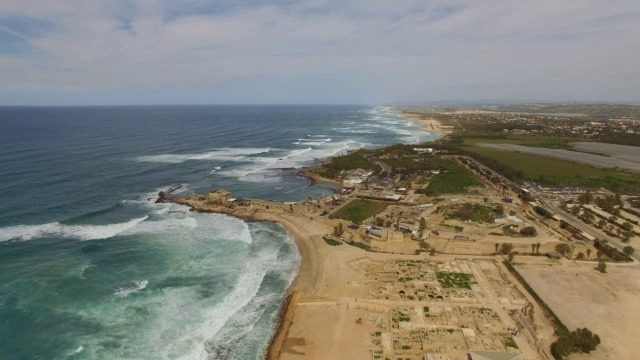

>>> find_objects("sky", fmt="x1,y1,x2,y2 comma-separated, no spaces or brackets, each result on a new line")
0,0,639,105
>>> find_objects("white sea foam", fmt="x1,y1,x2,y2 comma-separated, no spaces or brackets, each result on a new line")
115,280,149,297
134,148,272,164
0,216,149,242
0,212,211,243
125,217,198,235
292,137,333,146
216,140,362,182
173,249,279,360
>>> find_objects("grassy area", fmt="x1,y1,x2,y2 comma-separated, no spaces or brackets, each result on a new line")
314,151,378,179
384,156,455,173
329,199,388,224
435,272,476,290
446,203,496,223
467,146,640,193
462,134,575,149
417,161,481,196
504,337,519,349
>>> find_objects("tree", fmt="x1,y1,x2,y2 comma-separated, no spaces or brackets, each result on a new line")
576,252,585,260
571,206,581,216
508,253,515,262
531,243,536,254
376,217,384,227
429,248,437,256
519,226,537,237
623,246,635,256
494,243,500,254
500,243,514,255
586,248,592,260
555,243,572,257
580,210,595,224
622,222,633,231
577,191,594,204
337,223,343,236
596,261,607,273
551,327,601,358
597,219,607,229
535,242,541,253
494,204,504,216
419,217,426,231
596,250,603,260
289,204,294,213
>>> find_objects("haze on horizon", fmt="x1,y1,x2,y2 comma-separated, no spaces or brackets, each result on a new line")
1,0,639,106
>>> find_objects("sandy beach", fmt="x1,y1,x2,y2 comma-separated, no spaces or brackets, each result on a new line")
398,109,453,136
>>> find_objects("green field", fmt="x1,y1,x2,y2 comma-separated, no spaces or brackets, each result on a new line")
329,199,388,224
447,203,496,223
315,151,378,179
462,134,576,149
415,160,481,196
467,147,640,193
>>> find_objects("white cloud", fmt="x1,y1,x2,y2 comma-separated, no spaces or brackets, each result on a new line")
0,0,639,104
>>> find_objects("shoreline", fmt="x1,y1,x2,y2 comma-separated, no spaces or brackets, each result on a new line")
395,108,452,137
167,196,325,360
298,168,342,190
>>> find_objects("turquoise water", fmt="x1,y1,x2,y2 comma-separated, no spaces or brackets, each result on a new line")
0,105,436,359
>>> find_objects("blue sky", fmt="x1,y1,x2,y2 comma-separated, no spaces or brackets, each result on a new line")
0,0,639,105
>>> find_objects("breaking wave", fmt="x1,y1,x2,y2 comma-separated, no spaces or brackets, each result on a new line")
134,148,272,164
0,216,149,242
115,280,149,297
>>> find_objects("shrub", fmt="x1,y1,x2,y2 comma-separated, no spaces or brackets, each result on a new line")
500,243,514,255
519,226,537,237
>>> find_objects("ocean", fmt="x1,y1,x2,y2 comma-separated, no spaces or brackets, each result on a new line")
0,105,436,359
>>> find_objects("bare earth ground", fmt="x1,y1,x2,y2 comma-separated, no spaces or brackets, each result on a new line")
516,261,640,360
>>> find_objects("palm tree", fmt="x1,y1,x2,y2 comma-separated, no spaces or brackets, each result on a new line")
586,248,592,260
494,243,499,254
531,243,536,254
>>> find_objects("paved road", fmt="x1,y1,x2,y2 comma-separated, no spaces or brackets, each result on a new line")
537,197,640,262
374,160,392,177
457,155,639,262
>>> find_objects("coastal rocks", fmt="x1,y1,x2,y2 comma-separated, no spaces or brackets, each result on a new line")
155,191,165,203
